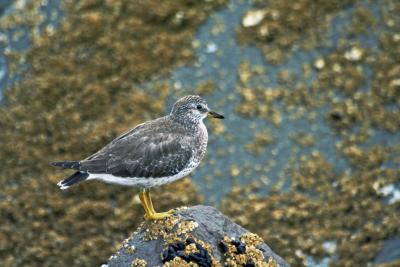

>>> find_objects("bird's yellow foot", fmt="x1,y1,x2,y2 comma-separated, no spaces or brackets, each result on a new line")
144,209,175,220
139,190,176,220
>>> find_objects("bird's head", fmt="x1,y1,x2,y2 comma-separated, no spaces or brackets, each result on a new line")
171,95,224,124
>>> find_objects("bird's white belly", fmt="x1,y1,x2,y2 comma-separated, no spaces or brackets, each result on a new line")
88,163,197,188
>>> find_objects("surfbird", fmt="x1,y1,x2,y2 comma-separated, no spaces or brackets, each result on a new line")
50,95,224,220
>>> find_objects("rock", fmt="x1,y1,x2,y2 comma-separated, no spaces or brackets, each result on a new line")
105,205,290,267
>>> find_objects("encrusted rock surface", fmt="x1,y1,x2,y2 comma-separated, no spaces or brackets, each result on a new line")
106,205,290,267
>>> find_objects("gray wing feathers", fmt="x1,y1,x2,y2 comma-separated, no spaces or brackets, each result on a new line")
79,119,193,178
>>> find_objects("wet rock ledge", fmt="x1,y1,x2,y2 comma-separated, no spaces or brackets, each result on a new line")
105,205,290,267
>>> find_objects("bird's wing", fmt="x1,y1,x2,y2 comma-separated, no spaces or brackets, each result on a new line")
79,122,193,178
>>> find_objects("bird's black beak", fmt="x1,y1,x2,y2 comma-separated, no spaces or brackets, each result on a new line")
208,111,224,119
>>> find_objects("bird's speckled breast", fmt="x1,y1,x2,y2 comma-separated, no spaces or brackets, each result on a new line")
191,121,208,167
186,122,208,170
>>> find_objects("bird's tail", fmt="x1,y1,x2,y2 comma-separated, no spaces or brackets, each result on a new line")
57,171,89,190
50,161,80,170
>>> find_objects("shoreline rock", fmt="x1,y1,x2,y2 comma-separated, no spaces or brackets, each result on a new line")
105,205,290,267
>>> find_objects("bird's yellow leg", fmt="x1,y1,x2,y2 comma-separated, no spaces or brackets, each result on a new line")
144,190,156,213
139,191,152,218
143,189,175,220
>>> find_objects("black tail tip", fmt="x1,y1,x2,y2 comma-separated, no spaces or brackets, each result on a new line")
57,171,89,189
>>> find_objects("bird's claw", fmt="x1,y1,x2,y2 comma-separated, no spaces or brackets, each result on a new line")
144,209,176,220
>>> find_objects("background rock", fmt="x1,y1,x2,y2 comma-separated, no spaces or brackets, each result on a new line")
106,205,290,267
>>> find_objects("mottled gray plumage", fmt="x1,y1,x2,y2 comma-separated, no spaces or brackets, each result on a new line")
51,95,223,190
81,116,201,178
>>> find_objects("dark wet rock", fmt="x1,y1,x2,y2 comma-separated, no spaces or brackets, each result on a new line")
105,205,290,267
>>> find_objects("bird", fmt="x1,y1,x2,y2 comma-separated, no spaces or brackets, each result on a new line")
50,95,224,220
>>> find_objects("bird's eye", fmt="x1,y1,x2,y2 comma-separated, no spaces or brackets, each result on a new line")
196,105,202,110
